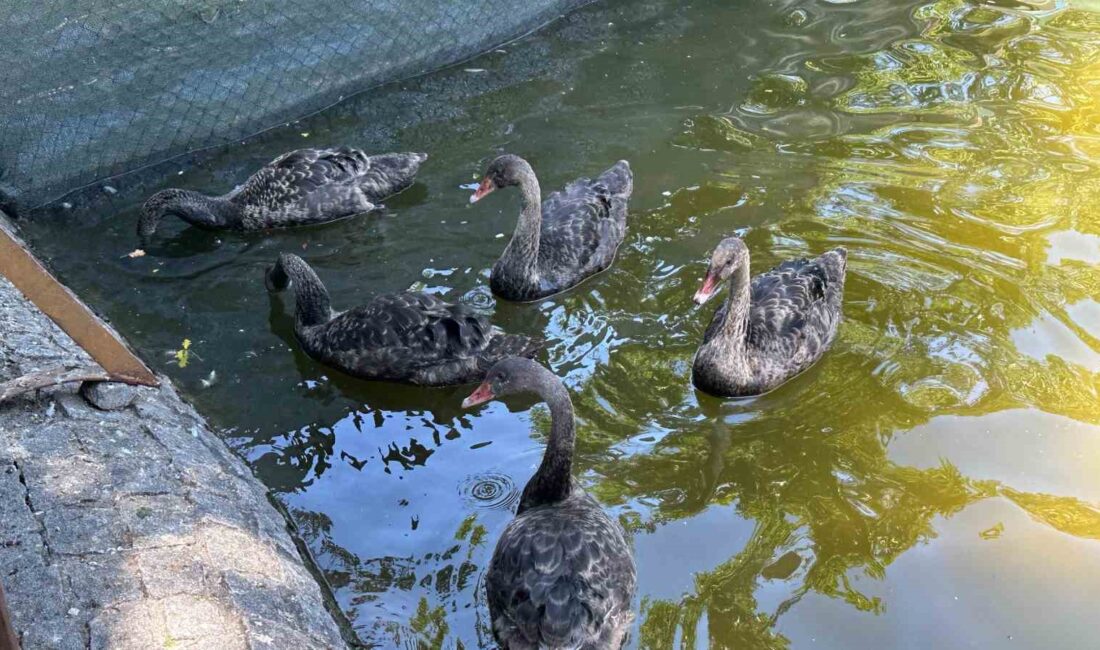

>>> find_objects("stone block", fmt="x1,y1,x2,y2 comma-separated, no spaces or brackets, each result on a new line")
20,453,106,509
43,506,127,555
81,381,138,411
60,554,144,610
201,522,284,582
0,462,38,536
89,601,166,650
119,494,196,549
137,544,208,598
162,595,247,648
5,564,67,627
0,530,46,577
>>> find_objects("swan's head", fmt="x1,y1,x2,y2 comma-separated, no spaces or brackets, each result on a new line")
470,154,534,204
138,189,191,240
462,357,555,408
264,254,294,293
694,236,750,305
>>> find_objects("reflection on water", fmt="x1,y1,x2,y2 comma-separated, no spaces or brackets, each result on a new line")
18,0,1100,647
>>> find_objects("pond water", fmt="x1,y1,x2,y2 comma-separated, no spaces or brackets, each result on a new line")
20,0,1100,647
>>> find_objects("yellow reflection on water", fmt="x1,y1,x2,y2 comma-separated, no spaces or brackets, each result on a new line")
585,0,1100,647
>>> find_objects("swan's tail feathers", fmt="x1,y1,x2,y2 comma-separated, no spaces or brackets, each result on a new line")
598,160,633,198
360,152,428,201
817,247,848,284
814,248,848,309
477,334,546,371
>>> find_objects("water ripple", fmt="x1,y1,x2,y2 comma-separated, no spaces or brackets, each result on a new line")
459,471,520,511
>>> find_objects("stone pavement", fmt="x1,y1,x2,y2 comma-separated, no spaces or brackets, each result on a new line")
0,271,347,649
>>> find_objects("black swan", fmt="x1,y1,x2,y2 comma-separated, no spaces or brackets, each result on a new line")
469,154,633,302
265,254,541,386
138,148,427,239
692,237,847,397
462,358,636,649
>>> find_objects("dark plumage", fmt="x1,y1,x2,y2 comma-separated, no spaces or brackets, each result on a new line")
462,358,637,649
265,254,542,386
138,147,427,239
469,154,633,302
692,237,847,397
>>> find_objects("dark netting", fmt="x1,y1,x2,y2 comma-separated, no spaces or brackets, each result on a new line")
0,0,591,212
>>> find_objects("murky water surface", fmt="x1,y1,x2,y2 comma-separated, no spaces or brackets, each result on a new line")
21,0,1100,647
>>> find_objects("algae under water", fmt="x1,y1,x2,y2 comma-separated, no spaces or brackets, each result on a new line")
21,0,1100,647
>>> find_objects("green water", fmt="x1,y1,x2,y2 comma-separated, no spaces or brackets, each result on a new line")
21,0,1100,647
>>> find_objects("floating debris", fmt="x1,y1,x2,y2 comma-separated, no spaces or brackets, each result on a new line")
979,522,1004,540
173,339,192,368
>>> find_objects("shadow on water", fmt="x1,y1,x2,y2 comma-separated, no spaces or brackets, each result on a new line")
16,0,1100,647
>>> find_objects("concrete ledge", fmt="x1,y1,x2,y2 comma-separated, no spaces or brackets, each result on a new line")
0,267,346,647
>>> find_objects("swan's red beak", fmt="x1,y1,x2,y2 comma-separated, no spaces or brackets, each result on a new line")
469,177,495,204
693,271,720,305
462,381,495,409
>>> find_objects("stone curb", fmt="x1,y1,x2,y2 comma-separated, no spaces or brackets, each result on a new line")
0,250,347,648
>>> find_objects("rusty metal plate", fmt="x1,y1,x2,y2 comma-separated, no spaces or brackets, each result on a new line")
0,214,157,387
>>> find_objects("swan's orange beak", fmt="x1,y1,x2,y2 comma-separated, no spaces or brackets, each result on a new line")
462,381,495,408
693,271,720,305
469,177,495,204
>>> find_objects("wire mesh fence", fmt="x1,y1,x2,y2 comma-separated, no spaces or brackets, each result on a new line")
1,0,590,212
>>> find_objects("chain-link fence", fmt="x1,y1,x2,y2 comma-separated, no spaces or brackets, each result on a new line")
1,0,591,212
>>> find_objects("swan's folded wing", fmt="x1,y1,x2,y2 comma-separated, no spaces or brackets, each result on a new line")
747,258,832,356
540,177,620,272
237,147,373,202
487,501,635,649
319,292,492,365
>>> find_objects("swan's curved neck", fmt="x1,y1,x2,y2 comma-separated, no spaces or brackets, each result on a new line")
140,190,234,237
269,254,333,328
519,376,575,512
716,259,752,348
500,171,542,281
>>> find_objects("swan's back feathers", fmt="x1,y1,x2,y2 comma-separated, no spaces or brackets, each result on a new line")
747,248,847,362
536,161,634,290
228,147,426,229
487,491,636,650
246,147,372,198
299,292,540,385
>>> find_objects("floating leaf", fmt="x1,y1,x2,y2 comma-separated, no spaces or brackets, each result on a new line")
173,339,193,368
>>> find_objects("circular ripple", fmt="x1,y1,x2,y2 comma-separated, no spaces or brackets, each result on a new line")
460,472,520,511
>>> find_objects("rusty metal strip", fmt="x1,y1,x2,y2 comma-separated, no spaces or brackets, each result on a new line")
0,580,17,650
0,213,158,387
